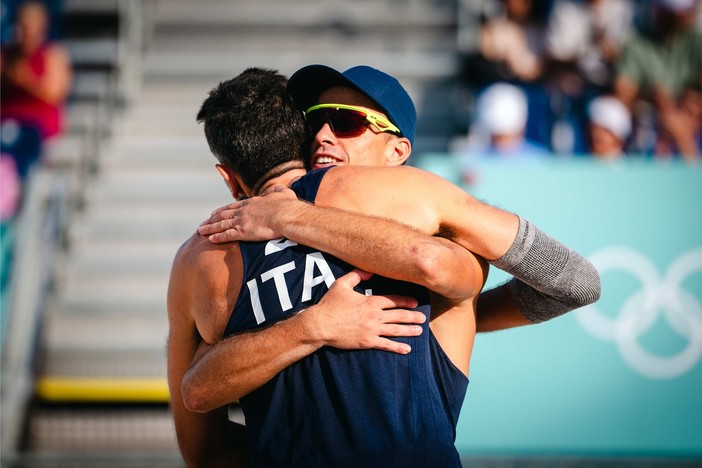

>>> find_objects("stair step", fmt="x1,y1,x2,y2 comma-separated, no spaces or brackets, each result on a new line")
74,201,215,229
25,407,178,454
40,349,166,379
57,272,168,300
143,49,459,80
54,297,165,316
153,0,456,28
43,312,167,352
63,252,177,277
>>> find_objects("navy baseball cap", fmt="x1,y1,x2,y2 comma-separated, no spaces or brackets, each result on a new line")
288,64,417,145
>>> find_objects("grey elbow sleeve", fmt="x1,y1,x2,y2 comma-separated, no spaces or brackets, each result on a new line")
490,217,601,323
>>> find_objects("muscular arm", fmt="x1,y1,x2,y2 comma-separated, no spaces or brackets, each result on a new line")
270,199,479,299
201,184,484,300
200,165,600,330
166,244,243,467
182,168,487,412
181,270,423,413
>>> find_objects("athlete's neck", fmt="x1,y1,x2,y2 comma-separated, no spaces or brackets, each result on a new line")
255,166,307,195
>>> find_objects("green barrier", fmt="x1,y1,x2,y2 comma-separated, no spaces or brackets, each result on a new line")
414,155,702,458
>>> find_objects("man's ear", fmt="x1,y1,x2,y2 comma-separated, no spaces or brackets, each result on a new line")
386,137,412,166
216,164,245,199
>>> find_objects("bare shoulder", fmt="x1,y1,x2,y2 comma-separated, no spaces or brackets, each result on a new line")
326,164,429,180
173,232,243,286
320,165,471,217
173,232,216,270
320,165,445,200
169,232,244,342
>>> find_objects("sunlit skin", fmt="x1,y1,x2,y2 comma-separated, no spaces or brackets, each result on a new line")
309,86,411,170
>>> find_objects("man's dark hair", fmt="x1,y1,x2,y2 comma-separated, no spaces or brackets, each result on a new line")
197,68,307,192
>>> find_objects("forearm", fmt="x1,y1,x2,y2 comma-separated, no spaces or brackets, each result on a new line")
276,200,476,297
447,196,520,261
475,283,531,332
182,311,321,412
181,269,425,412
167,330,242,467
177,407,241,468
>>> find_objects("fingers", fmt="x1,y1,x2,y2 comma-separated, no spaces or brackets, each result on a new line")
206,230,238,244
372,338,412,355
380,309,426,325
380,323,423,337
367,294,419,311
198,218,236,236
371,314,426,355
329,271,420,311
201,206,239,227
209,202,240,217
335,269,373,287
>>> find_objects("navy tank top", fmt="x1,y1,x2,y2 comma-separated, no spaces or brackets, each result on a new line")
225,168,467,467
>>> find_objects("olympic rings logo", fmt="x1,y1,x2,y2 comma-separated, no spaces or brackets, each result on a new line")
575,246,702,380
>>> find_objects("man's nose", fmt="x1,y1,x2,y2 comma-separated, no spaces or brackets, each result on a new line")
314,122,336,144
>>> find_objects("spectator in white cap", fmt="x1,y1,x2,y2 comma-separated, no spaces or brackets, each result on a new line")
587,95,632,159
455,82,551,159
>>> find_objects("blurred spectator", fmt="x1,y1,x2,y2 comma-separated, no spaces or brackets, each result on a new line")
538,0,634,157
451,82,552,159
1,0,72,176
545,0,635,92
656,84,702,160
1,1,71,306
614,0,702,160
586,95,632,159
467,0,550,85
1,0,65,44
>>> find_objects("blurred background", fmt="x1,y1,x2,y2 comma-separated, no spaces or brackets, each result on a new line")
0,0,700,466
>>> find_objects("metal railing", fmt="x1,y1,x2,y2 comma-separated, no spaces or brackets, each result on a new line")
1,166,72,461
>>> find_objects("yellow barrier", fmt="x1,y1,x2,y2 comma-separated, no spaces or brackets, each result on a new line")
36,377,170,403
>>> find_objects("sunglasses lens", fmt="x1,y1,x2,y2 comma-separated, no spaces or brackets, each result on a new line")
306,109,368,138
329,109,368,137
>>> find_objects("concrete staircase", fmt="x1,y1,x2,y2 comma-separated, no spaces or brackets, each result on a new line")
23,80,228,466
15,1,464,465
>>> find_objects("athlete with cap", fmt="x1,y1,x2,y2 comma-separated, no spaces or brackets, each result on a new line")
179,66,600,465
200,64,601,334
169,67,488,467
